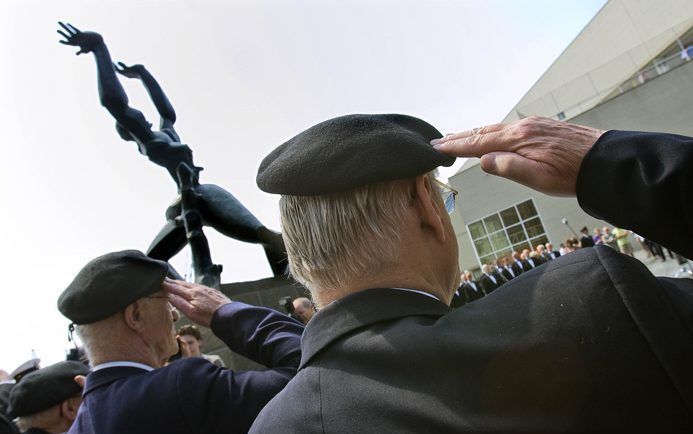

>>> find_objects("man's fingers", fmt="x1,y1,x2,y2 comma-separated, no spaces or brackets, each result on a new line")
57,30,70,40
58,22,73,34
433,129,507,158
432,123,506,145
169,292,195,314
162,280,192,299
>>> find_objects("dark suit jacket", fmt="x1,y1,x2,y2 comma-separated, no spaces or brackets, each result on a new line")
544,250,561,260
461,281,484,303
250,131,693,433
479,273,503,294
500,266,516,281
69,303,303,434
450,287,466,308
511,260,525,275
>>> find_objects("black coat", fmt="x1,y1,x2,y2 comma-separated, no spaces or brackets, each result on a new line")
250,131,693,433
479,273,503,294
500,266,517,281
461,281,484,303
69,303,303,434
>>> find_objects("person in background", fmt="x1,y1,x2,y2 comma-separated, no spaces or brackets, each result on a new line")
7,361,88,434
593,227,604,245
291,298,316,325
543,243,560,260
613,227,635,257
579,226,595,248
601,226,619,251
177,325,225,367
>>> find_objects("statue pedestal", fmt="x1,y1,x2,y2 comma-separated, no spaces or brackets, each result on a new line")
181,275,308,370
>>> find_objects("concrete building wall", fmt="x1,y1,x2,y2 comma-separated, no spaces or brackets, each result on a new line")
504,0,693,122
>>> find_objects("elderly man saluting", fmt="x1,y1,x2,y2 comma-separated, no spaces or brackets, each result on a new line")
57,250,303,434
249,114,693,433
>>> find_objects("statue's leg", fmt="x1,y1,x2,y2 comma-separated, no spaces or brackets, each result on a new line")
146,220,187,261
197,184,287,276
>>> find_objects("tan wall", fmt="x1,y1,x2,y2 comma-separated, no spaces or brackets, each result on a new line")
504,0,693,122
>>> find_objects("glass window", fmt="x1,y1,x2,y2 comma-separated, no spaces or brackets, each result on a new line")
523,217,545,239
483,214,503,233
506,224,526,245
479,255,496,266
517,200,537,220
512,242,531,253
489,231,510,251
500,207,520,226
530,234,549,249
468,199,548,269
474,238,493,257
469,221,486,240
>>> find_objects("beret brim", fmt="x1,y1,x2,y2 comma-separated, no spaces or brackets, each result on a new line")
257,114,455,195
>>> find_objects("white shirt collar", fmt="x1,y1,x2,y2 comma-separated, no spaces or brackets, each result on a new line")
0,380,15,385
391,287,440,302
91,361,155,372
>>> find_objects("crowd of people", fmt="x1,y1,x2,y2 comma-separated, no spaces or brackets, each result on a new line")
1,112,692,434
455,223,688,308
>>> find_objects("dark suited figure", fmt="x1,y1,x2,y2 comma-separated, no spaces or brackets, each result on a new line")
479,264,504,294
0,371,16,434
499,256,518,281
58,251,303,434
579,226,596,248
544,242,561,260
250,114,693,434
57,22,286,276
459,271,485,303
510,251,526,274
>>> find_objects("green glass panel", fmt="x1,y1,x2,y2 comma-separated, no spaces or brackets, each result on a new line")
489,230,510,251
506,224,527,245
474,237,493,257
523,217,545,239
500,206,520,226
468,221,486,240
517,200,538,220
483,214,503,233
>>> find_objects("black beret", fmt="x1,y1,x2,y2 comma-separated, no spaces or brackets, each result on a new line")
257,114,455,195
58,250,169,324
7,361,88,417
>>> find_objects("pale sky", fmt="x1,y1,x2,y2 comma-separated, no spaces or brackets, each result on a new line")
0,0,606,371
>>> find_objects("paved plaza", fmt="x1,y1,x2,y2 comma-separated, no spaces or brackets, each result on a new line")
632,246,693,279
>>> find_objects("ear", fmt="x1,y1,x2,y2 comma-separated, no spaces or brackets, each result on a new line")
61,396,82,422
413,174,446,243
123,300,146,334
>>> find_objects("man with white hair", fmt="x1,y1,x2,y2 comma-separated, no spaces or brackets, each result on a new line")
58,250,303,434
249,114,693,433
291,297,316,324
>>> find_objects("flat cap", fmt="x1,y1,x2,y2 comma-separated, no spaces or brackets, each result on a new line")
58,250,169,324
257,114,455,195
8,361,88,417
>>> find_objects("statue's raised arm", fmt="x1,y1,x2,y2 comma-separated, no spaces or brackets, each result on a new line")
57,22,198,186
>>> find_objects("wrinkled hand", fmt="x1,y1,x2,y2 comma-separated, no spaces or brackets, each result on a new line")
163,278,231,327
114,62,145,79
57,22,103,55
432,116,605,196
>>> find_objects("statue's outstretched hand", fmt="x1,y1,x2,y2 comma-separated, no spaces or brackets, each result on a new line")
57,22,103,55
114,62,146,79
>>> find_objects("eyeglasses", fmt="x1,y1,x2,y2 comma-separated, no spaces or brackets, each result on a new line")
433,178,458,214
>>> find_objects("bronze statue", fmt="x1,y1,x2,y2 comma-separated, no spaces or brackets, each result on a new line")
58,22,287,285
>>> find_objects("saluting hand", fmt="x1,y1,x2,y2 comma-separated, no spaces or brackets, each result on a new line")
431,116,605,197
163,278,231,327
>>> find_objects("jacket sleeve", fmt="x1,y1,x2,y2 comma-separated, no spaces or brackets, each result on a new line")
210,302,303,369
177,303,304,434
576,130,693,258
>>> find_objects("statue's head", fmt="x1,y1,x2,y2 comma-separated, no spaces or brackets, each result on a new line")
115,122,135,142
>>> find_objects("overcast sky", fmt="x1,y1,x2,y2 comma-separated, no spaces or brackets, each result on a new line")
0,0,606,371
